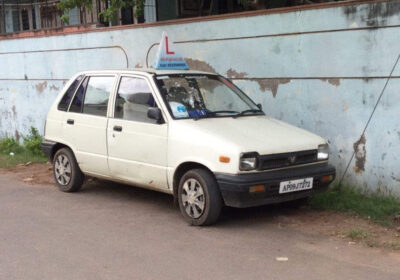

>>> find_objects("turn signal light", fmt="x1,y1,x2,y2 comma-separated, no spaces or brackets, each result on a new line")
249,185,265,193
219,156,230,163
321,175,333,183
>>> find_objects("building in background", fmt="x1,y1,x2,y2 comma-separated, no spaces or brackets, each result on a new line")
0,0,339,34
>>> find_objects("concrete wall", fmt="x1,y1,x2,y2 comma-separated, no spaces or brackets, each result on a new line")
1,0,399,196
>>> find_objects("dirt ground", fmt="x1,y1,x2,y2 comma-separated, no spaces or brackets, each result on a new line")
1,162,400,251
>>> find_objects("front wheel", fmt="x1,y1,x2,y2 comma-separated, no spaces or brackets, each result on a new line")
53,148,84,192
178,169,223,226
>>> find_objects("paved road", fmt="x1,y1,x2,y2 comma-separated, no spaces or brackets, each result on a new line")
1,174,399,280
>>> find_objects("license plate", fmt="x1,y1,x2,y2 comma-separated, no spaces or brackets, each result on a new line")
279,178,313,194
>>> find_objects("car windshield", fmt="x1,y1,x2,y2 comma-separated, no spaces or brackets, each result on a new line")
154,74,263,119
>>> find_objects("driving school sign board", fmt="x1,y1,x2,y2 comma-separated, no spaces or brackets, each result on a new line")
153,32,189,70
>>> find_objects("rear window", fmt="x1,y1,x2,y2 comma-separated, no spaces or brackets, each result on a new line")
58,75,83,111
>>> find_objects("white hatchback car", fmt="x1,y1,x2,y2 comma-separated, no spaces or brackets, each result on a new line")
42,69,335,225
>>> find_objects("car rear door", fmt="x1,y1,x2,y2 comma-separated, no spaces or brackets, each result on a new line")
107,75,168,190
63,74,117,177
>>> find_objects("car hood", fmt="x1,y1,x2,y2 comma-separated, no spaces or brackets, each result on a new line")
174,115,326,155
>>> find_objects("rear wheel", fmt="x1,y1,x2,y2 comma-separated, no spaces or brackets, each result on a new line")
53,148,84,192
178,169,223,226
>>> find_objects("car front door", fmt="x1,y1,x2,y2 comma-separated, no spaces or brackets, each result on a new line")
107,75,168,190
63,74,116,177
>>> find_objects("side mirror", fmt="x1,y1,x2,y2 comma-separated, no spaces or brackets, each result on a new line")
257,103,262,110
147,107,163,124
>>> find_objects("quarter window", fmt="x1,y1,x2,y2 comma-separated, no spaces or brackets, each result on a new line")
69,77,89,113
114,77,157,123
58,75,83,111
83,77,115,117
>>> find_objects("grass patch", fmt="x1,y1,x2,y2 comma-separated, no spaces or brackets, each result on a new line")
347,229,368,241
0,127,47,168
310,185,400,227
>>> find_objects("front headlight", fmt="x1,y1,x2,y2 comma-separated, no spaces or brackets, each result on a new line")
240,152,259,171
318,144,329,161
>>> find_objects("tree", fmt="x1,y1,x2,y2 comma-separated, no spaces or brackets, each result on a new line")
57,0,145,24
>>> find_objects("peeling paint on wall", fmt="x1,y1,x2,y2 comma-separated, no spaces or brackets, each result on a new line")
226,68,248,79
252,78,291,97
321,78,341,87
185,58,216,73
49,85,60,91
353,134,366,174
35,81,48,93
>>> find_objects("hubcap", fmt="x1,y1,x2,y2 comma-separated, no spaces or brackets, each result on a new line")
181,178,205,219
54,154,72,185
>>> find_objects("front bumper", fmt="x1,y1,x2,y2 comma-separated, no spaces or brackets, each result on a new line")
215,163,335,208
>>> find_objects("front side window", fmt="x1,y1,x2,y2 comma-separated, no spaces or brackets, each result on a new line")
83,76,115,117
58,75,83,111
154,74,261,119
114,77,157,123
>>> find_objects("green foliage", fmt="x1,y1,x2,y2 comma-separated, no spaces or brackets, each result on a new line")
0,137,24,154
23,127,44,156
310,185,400,227
347,229,368,241
0,127,47,168
58,0,145,24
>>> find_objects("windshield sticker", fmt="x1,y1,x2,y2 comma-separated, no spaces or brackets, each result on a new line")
170,102,189,118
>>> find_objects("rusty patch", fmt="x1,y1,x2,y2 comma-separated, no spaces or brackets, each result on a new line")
226,68,248,79
185,58,216,73
49,85,60,91
35,81,47,93
251,78,291,97
353,134,366,174
321,78,341,87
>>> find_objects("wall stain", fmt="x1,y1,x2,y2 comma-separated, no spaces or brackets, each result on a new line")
14,130,20,141
49,85,60,91
226,68,248,79
343,2,400,27
353,134,366,174
391,176,400,183
134,62,143,68
321,78,341,87
35,81,47,93
251,78,291,97
185,58,216,73
11,105,17,120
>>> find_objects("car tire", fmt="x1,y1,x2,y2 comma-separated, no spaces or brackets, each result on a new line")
53,147,84,192
178,169,223,226
282,197,309,209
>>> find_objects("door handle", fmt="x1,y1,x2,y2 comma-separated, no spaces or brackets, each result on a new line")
113,125,122,132
67,119,74,125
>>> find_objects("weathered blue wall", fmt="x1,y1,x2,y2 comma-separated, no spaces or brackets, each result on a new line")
1,0,399,195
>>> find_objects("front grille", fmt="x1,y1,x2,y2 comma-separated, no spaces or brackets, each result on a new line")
258,150,318,170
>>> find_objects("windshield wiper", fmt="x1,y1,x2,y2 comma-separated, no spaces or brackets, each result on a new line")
209,110,239,115
233,109,264,118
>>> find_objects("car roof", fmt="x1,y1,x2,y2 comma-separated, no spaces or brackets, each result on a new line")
77,68,216,76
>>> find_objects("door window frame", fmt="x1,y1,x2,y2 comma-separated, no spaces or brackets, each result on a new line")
110,74,168,124
67,74,118,118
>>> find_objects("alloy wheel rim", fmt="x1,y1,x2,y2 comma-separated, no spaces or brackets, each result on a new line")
181,178,205,219
54,154,72,186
